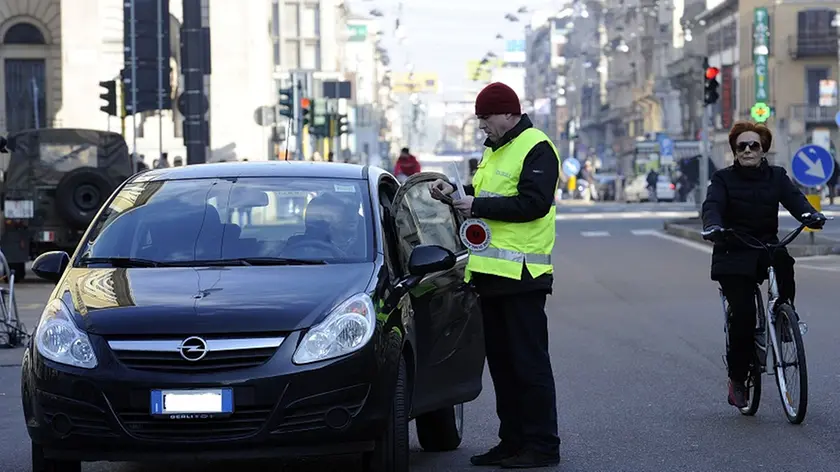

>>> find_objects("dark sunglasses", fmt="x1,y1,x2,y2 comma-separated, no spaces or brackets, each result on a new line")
736,141,762,152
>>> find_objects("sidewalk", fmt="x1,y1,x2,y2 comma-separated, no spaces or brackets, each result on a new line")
662,218,840,257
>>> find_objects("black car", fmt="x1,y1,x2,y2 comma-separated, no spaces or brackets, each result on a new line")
22,162,486,472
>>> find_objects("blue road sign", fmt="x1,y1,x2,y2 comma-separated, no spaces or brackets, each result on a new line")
835,110,840,128
791,144,835,187
658,136,674,163
562,157,581,177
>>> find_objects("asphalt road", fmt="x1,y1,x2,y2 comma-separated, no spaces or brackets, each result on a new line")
3,205,840,471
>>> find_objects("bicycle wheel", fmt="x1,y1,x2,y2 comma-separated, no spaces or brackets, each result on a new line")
773,304,808,424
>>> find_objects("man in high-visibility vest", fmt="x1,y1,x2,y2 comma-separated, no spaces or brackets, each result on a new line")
429,82,561,469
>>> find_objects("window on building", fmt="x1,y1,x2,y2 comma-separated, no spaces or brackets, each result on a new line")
3,22,46,44
284,40,299,69
273,39,281,66
284,2,299,37
271,0,280,37
301,4,319,37
805,67,831,105
796,10,837,57
301,39,320,70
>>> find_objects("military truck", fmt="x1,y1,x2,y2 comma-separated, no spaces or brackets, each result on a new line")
0,129,133,280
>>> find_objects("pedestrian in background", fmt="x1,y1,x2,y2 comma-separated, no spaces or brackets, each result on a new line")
429,81,561,469
394,147,421,183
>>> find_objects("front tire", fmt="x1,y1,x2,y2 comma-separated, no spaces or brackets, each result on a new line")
32,443,81,472
774,304,808,424
364,357,409,472
416,403,464,451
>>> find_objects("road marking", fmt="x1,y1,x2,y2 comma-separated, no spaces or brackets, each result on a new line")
581,231,610,237
631,229,659,236
647,230,713,253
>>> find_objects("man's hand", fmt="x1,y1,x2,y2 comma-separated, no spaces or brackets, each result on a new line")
453,196,474,217
803,212,827,229
701,225,725,243
429,179,455,201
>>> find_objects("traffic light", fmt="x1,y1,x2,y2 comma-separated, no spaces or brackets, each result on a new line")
300,98,311,127
337,114,350,135
704,63,720,105
278,87,294,118
99,80,117,116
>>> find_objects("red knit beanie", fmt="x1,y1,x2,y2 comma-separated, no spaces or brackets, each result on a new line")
475,82,521,116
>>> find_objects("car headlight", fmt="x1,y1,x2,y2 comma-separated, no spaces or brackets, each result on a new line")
292,293,376,365
35,299,98,369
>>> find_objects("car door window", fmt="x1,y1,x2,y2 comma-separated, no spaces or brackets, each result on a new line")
393,180,465,272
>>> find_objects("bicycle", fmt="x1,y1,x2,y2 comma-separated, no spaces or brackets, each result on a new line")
702,214,830,424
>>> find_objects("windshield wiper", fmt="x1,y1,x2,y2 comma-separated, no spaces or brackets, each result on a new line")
238,257,328,266
77,257,161,268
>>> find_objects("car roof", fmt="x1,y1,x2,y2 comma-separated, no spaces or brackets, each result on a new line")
131,161,369,182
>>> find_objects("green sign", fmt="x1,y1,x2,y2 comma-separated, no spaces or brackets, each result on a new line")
347,23,367,42
750,102,771,122
753,8,770,103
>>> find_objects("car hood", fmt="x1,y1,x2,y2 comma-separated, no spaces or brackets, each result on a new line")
57,264,375,336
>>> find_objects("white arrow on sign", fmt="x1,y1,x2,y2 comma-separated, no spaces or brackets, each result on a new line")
797,149,826,179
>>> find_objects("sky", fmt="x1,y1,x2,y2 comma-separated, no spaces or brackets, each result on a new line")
347,0,568,102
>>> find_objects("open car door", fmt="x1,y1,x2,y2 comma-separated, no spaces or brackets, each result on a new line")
390,172,484,416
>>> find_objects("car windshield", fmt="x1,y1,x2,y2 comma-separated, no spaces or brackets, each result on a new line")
76,177,374,265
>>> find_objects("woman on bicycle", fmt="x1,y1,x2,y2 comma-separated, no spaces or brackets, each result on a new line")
701,120,826,409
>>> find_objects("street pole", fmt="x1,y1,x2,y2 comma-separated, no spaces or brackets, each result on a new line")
157,0,163,161
129,0,138,171
699,102,711,208
296,79,304,161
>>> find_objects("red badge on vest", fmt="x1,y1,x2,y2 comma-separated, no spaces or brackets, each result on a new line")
460,218,491,251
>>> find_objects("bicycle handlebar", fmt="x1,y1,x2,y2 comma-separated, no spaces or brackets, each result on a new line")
701,213,833,252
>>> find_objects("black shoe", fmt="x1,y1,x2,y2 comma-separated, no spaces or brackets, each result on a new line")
499,449,561,469
470,443,519,466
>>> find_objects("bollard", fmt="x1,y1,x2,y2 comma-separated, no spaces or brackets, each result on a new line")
805,194,822,245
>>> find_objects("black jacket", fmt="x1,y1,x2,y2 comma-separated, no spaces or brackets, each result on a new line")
456,114,559,297
701,160,815,281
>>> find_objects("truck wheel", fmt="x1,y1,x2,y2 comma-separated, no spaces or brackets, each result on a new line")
416,403,464,451
10,262,25,282
363,357,409,472
55,167,114,229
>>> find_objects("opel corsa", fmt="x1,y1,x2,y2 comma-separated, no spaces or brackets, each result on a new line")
21,162,485,472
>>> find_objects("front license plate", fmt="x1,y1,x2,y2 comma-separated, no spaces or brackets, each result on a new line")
150,388,234,415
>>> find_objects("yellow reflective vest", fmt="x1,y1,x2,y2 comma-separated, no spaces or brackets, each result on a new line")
465,128,560,282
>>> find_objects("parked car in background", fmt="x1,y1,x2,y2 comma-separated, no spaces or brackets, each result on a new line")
623,174,676,202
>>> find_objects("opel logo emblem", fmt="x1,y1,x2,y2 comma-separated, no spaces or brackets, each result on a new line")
178,336,208,362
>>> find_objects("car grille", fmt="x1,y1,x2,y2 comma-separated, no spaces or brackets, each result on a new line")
107,335,285,373
119,406,273,441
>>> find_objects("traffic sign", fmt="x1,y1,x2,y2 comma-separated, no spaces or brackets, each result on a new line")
835,110,840,128
658,135,674,164
751,102,771,122
791,144,835,187
460,219,491,251
562,157,581,177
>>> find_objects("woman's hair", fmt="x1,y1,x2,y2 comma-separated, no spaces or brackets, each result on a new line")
728,120,772,154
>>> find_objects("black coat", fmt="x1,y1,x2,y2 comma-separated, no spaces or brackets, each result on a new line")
701,160,816,281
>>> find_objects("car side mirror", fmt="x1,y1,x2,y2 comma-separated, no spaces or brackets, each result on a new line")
408,244,456,277
31,251,70,282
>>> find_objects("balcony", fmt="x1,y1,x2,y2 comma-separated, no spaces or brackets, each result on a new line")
790,104,840,126
787,33,839,59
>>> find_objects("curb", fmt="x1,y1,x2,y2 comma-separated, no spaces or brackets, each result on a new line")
662,221,840,257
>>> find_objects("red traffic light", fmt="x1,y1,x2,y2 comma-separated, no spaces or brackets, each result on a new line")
705,67,720,80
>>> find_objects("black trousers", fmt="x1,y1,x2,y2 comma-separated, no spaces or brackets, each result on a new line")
480,291,560,455
718,264,796,382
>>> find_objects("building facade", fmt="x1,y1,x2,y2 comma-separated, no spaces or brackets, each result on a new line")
0,0,277,165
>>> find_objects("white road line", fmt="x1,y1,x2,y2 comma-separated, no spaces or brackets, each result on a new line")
646,230,713,254
581,231,610,237
631,229,659,236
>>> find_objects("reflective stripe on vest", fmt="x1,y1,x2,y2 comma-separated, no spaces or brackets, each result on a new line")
465,127,560,282
477,189,556,206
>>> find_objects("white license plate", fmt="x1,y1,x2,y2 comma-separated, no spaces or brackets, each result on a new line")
150,388,233,415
